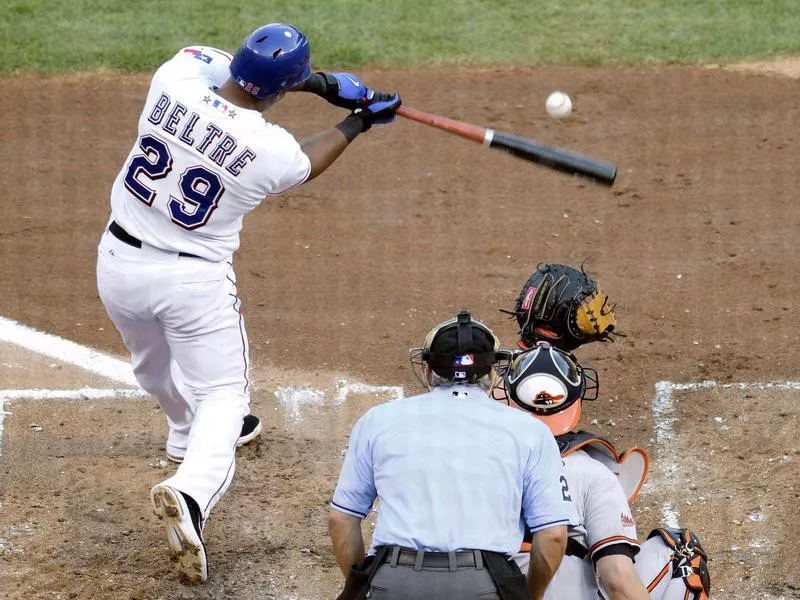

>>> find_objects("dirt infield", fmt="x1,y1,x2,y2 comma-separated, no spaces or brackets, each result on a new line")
1,63,799,599
655,384,800,598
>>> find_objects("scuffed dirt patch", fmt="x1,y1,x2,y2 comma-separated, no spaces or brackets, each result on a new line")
708,56,800,78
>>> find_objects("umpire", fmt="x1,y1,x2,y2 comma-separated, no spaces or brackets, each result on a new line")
329,311,573,600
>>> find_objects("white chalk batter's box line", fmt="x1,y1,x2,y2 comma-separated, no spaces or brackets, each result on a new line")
0,388,151,459
0,316,139,387
651,379,800,600
0,317,400,600
650,379,800,528
0,315,405,457
274,381,405,423
0,315,145,458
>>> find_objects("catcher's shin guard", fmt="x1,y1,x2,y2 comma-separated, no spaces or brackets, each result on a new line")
640,528,710,600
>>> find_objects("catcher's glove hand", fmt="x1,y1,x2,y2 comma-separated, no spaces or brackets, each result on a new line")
505,263,617,352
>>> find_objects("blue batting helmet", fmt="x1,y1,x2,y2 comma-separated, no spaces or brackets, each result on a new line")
229,23,311,100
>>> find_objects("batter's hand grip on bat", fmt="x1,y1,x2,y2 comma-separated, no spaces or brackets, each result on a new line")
396,105,616,186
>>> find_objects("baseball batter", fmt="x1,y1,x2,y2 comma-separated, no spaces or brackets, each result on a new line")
96,22,401,583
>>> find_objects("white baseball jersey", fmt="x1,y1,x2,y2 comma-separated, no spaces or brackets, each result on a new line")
515,449,639,599
109,45,311,261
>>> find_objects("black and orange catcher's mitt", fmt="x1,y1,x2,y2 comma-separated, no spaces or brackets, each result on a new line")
506,263,617,352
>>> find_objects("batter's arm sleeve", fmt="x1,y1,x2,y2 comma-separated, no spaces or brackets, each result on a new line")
260,125,312,194
331,411,377,519
584,464,640,561
521,426,574,533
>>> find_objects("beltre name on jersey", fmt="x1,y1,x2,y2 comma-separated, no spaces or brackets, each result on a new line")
110,46,311,261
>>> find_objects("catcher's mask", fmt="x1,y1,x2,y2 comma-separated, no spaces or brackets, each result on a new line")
502,341,598,435
409,310,511,388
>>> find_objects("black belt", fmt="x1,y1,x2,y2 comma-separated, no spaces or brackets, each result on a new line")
108,221,201,259
522,533,588,560
379,546,484,570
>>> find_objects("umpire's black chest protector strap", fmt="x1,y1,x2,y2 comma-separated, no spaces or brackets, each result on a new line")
457,311,473,352
481,551,529,600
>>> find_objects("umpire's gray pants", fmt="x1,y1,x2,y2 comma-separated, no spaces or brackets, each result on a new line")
367,563,501,599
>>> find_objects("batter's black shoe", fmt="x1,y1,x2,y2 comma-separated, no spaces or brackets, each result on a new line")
150,484,207,583
166,415,263,464
236,414,263,447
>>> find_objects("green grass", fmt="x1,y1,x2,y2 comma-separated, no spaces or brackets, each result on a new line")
2,0,800,73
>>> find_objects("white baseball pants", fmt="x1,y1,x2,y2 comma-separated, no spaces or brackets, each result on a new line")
97,230,250,519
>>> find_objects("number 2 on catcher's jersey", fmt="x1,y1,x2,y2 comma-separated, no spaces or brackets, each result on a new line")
560,475,572,502
123,134,225,230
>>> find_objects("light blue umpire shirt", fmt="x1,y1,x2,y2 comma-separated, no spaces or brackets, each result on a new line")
331,383,575,554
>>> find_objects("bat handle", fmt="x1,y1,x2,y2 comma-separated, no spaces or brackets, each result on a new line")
396,105,488,144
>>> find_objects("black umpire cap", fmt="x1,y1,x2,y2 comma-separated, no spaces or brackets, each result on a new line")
424,310,500,382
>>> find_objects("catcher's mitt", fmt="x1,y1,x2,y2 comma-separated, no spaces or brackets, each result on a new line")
507,263,617,351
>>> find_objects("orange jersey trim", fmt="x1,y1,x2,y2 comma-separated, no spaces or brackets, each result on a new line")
589,535,638,554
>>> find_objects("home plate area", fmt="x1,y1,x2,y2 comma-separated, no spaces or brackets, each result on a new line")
0,340,403,600
2,318,798,599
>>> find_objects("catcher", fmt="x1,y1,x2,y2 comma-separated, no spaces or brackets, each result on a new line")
498,264,710,600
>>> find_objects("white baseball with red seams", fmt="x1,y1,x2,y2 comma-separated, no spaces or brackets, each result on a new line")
546,91,572,119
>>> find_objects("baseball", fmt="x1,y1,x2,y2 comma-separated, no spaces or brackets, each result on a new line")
546,91,572,119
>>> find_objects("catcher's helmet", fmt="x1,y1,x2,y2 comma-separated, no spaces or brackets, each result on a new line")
503,341,598,435
509,263,616,352
410,310,505,385
229,23,311,99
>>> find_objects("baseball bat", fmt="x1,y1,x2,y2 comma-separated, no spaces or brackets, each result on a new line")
396,105,616,186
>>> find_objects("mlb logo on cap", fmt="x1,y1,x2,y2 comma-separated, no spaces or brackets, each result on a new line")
454,354,475,366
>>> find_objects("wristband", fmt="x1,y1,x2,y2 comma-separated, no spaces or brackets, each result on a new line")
335,114,365,142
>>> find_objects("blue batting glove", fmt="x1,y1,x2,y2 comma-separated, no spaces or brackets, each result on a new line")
351,92,402,130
